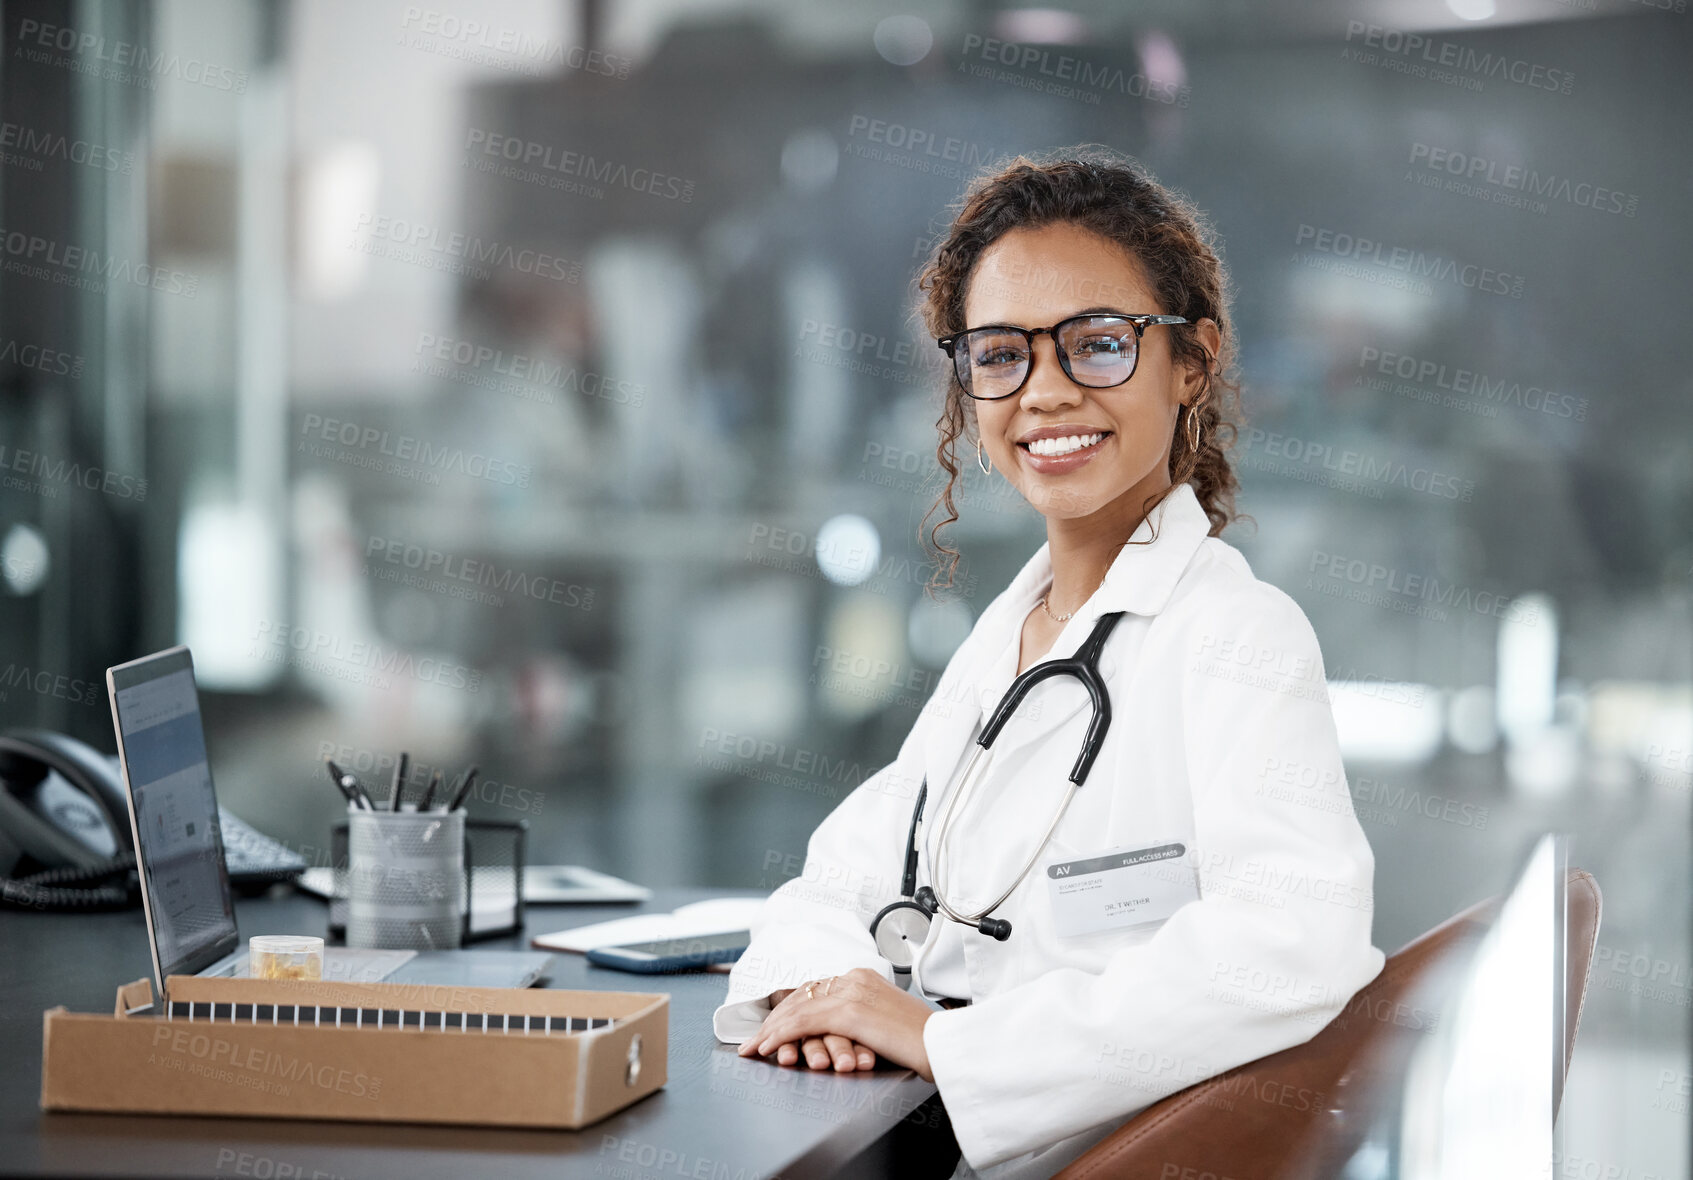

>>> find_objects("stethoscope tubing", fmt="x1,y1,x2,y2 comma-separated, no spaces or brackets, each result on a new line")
916,610,1128,934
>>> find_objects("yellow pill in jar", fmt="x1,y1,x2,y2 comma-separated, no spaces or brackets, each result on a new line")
249,935,324,981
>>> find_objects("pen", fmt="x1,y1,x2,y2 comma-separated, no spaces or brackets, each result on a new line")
442,765,478,813
389,752,409,812
419,768,441,811
342,774,375,810
324,759,364,810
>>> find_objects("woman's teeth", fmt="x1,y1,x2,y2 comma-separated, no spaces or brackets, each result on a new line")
1025,432,1106,457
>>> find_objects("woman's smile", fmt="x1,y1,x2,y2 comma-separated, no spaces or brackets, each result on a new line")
1016,428,1114,474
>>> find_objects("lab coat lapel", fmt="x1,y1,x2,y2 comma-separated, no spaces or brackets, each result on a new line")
974,483,1214,769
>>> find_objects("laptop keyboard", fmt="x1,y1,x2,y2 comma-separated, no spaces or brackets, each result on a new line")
218,808,308,886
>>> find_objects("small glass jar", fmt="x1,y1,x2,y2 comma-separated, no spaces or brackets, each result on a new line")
249,935,324,981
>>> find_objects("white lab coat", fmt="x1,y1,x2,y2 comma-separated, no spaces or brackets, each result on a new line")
712,481,1386,1179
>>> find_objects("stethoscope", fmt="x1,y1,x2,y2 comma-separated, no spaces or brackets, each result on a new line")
869,610,1126,982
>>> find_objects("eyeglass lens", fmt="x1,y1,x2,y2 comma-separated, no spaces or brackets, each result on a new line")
954,316,1139,399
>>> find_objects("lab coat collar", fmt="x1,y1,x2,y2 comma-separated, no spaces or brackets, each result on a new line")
922,483,1214,802
995,480,1213,632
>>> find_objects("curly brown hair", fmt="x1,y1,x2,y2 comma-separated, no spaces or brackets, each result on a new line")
914,147,1243,596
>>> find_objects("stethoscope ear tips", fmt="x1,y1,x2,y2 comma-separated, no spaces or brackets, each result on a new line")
978,917,1012,941
914,886,937,915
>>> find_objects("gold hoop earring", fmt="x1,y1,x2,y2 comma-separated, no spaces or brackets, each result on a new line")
977,438,992,475
1185,405,1202,454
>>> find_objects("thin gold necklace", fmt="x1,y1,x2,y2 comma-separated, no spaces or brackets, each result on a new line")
1038,596,1074,622
1039,574,1106,623
1029,538,1124,623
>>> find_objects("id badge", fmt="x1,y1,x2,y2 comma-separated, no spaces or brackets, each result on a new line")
1044,840,1201,938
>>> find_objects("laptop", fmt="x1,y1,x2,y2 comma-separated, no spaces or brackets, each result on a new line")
106,646,551,1004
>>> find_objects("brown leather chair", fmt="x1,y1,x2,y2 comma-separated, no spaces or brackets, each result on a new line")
1054,867,1602,1180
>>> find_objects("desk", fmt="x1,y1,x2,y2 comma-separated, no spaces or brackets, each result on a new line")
0,886,950,1179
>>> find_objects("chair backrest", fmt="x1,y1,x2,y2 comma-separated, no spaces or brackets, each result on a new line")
1055,867,1602,1180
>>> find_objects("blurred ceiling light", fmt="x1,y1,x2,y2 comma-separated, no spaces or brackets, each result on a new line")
873,14,934,66
1329,680,1444,763
0,523,49,596
298,140,379,301
1135,30,1186,93
814,514,880,587
994,8,1089,44
1447,684,1499,754
1290,264,1436,335
779,129,839,193
179,498,282,691
1496,593,1557,745
1446,0,1498,19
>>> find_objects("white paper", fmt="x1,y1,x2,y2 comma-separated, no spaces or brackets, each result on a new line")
531,896,769,953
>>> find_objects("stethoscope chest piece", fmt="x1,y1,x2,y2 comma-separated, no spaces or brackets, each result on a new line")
872,610,1127,955
870,896,934,970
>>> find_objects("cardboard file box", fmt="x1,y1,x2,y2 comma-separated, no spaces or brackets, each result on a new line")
41,975,667,1128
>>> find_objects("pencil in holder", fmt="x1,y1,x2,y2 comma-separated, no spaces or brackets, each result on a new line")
327,816,526,944
346,807,466,950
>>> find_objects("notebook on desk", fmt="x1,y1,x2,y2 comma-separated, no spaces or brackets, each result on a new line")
531,896,768,962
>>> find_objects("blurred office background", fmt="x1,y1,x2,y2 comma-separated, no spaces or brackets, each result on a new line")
0,0,1687,1171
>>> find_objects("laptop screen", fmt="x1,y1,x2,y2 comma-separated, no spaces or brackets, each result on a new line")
108,646,238,988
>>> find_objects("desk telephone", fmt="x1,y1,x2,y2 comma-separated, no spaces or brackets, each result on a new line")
0,728,306,911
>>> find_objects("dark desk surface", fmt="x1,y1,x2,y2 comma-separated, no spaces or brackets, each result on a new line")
0,885,940,1179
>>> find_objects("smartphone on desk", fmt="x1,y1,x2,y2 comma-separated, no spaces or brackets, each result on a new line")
585,929,750,974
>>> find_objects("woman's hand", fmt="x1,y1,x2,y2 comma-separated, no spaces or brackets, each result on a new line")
737,968,937,1082
753,988,879,1073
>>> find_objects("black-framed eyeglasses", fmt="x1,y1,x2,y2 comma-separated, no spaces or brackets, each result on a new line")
936,313,1188,401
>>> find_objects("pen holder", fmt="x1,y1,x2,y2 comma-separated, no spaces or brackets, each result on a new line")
327,817,526,944
346,808,466,951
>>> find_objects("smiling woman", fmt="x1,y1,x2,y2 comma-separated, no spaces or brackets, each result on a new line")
713,149,1384,1180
